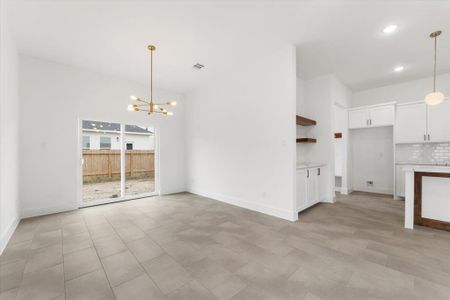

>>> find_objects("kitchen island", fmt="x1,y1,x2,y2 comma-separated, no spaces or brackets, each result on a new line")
404,165,450,231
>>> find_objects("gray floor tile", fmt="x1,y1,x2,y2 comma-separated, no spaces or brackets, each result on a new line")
16,264,64,300
101,250,144,287
142,254,193,295
113,273,165,300
126,237,164,262
65,269,115,300
63,247,102,280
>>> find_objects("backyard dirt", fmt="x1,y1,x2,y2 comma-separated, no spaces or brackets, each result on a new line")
82,178,155,202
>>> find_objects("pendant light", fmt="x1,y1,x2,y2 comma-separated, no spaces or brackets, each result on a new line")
127,45,176,115
424,31,444,106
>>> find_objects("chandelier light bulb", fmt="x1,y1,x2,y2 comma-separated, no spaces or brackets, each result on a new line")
127,105,135,111
168,101,177,106
424,92,444,106
130,95,138,101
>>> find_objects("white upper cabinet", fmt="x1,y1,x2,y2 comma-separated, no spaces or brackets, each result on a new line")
427,100,450,142
395,100,450,144
396,103,427,143
370,105,395,127
348,109,370,129
348,103,395,129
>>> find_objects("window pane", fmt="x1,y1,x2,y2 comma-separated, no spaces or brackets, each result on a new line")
82,136,90,149
100,137,111,149
82,120,121,203
125,125,155,196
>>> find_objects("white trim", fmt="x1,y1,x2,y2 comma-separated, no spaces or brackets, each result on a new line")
120,124,125,198
160,188,187,195
188,188,298,221
22,203,78,219
79,192,157,208
348,101,397,111
352,186,393,195
0,218,20,255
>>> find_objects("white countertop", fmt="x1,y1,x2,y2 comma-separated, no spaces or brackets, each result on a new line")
396,162,450,166
296,162,326,170
403,165,450,173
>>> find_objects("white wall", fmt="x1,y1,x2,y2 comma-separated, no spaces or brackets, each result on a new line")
332,77,352,194
302,75,335,202
352,73,450,107
0,0,20,253
19,56,186,218
350,126,394,194
186,45,297,221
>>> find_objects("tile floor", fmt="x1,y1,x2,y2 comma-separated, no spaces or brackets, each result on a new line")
1,192,450,299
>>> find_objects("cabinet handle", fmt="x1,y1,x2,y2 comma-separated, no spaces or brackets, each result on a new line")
369,119,372,126
307,170,309,178
424,134,426,141
317,168,320,176
428,134,431,141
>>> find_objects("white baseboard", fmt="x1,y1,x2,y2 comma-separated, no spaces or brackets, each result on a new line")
160,188,187,195
21,203,78,219
0,218,19,255
352,186,393,195
188,188,297,221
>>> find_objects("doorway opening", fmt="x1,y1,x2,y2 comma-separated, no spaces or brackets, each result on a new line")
80,119,157,206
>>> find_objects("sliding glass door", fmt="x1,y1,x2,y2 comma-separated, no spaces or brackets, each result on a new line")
81,119,156,206
124,124,155,197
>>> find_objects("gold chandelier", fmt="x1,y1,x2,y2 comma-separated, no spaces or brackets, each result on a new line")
128,45,176,115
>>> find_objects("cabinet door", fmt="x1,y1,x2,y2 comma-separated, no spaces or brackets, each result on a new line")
395,103,427,143
348,109,369,129
296,170,308,212
427,100,450,142
370,105,395,127
306,169,319,206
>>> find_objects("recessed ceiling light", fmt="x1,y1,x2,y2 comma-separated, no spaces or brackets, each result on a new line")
383,24,398,34
394,65,404,72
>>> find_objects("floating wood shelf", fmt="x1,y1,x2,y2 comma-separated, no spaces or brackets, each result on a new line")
334,132,342,139
296,115,316,126
296,138,317,144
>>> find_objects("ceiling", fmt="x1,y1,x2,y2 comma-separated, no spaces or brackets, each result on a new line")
8,0,450,93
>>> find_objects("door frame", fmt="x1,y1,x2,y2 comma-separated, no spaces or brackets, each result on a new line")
76,117,160,208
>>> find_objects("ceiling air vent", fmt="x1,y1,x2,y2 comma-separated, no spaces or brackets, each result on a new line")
193,63,205,70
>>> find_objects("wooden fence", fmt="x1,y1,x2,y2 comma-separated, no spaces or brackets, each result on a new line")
83,150,154,183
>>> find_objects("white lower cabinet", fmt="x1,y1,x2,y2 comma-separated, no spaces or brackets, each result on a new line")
296,166,323,212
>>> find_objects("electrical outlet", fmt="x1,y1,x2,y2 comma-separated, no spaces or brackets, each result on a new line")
366,181,373,186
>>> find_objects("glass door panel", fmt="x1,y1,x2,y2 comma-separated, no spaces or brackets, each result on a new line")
82,120,122,203
124,124,155,196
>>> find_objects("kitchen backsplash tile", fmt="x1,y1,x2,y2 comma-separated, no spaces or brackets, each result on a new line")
396,143,450,165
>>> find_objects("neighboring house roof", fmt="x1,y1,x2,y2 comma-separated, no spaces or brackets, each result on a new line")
82,120,153,134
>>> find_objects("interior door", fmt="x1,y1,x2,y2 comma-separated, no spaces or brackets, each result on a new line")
395,103,427,143
427,100,450,142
